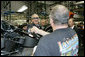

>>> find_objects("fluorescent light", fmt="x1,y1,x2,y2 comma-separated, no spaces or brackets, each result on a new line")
75,1,84,4
17,5,28,12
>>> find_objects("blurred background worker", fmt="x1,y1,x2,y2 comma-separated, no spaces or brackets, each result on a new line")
22,23,28,32
40,19,46,30
33,5,79,56
68,18,83,46
18,23,28,32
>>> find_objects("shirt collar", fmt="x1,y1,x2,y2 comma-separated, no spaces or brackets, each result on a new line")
71,25,74,29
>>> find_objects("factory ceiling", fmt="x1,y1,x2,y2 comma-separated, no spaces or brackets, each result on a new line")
1,1,84,20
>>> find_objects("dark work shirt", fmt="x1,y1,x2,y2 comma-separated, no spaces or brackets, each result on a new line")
34,28,79,56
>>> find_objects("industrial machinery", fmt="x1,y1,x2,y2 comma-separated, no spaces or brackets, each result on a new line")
1,20,41,56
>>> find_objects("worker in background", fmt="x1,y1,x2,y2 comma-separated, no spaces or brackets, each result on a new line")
69,11,74,18
21,23,28,32
31,5,79,56
40,19,46,30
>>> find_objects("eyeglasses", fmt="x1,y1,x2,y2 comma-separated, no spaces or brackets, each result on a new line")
32,17,39,19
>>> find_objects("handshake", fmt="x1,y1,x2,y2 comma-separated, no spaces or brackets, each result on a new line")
30,26,50,36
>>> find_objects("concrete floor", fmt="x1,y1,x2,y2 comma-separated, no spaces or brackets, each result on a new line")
11,48,33,56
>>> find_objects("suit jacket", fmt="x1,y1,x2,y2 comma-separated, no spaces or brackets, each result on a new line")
73,26,79,33
73,26,81,39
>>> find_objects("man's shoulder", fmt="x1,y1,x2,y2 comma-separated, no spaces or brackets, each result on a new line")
39,31,59,43
40,29,66,40
39,33,53,43
40,34,52,40
39,28,76,42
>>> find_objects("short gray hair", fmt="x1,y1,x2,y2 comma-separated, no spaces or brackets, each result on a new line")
49,5,69,25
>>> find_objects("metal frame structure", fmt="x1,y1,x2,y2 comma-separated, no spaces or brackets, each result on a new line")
1,1,11,22
1,1,84,22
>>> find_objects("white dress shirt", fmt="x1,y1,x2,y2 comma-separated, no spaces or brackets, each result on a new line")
71,25,75,29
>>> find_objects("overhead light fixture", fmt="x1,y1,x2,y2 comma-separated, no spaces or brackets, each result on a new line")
17,5,28,12
75,1,84,4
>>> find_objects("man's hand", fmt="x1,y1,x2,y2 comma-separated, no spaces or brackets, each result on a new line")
31,26,50,36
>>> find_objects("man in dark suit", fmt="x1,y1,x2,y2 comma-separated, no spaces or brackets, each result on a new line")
68,18,80,34
68,18,82,47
